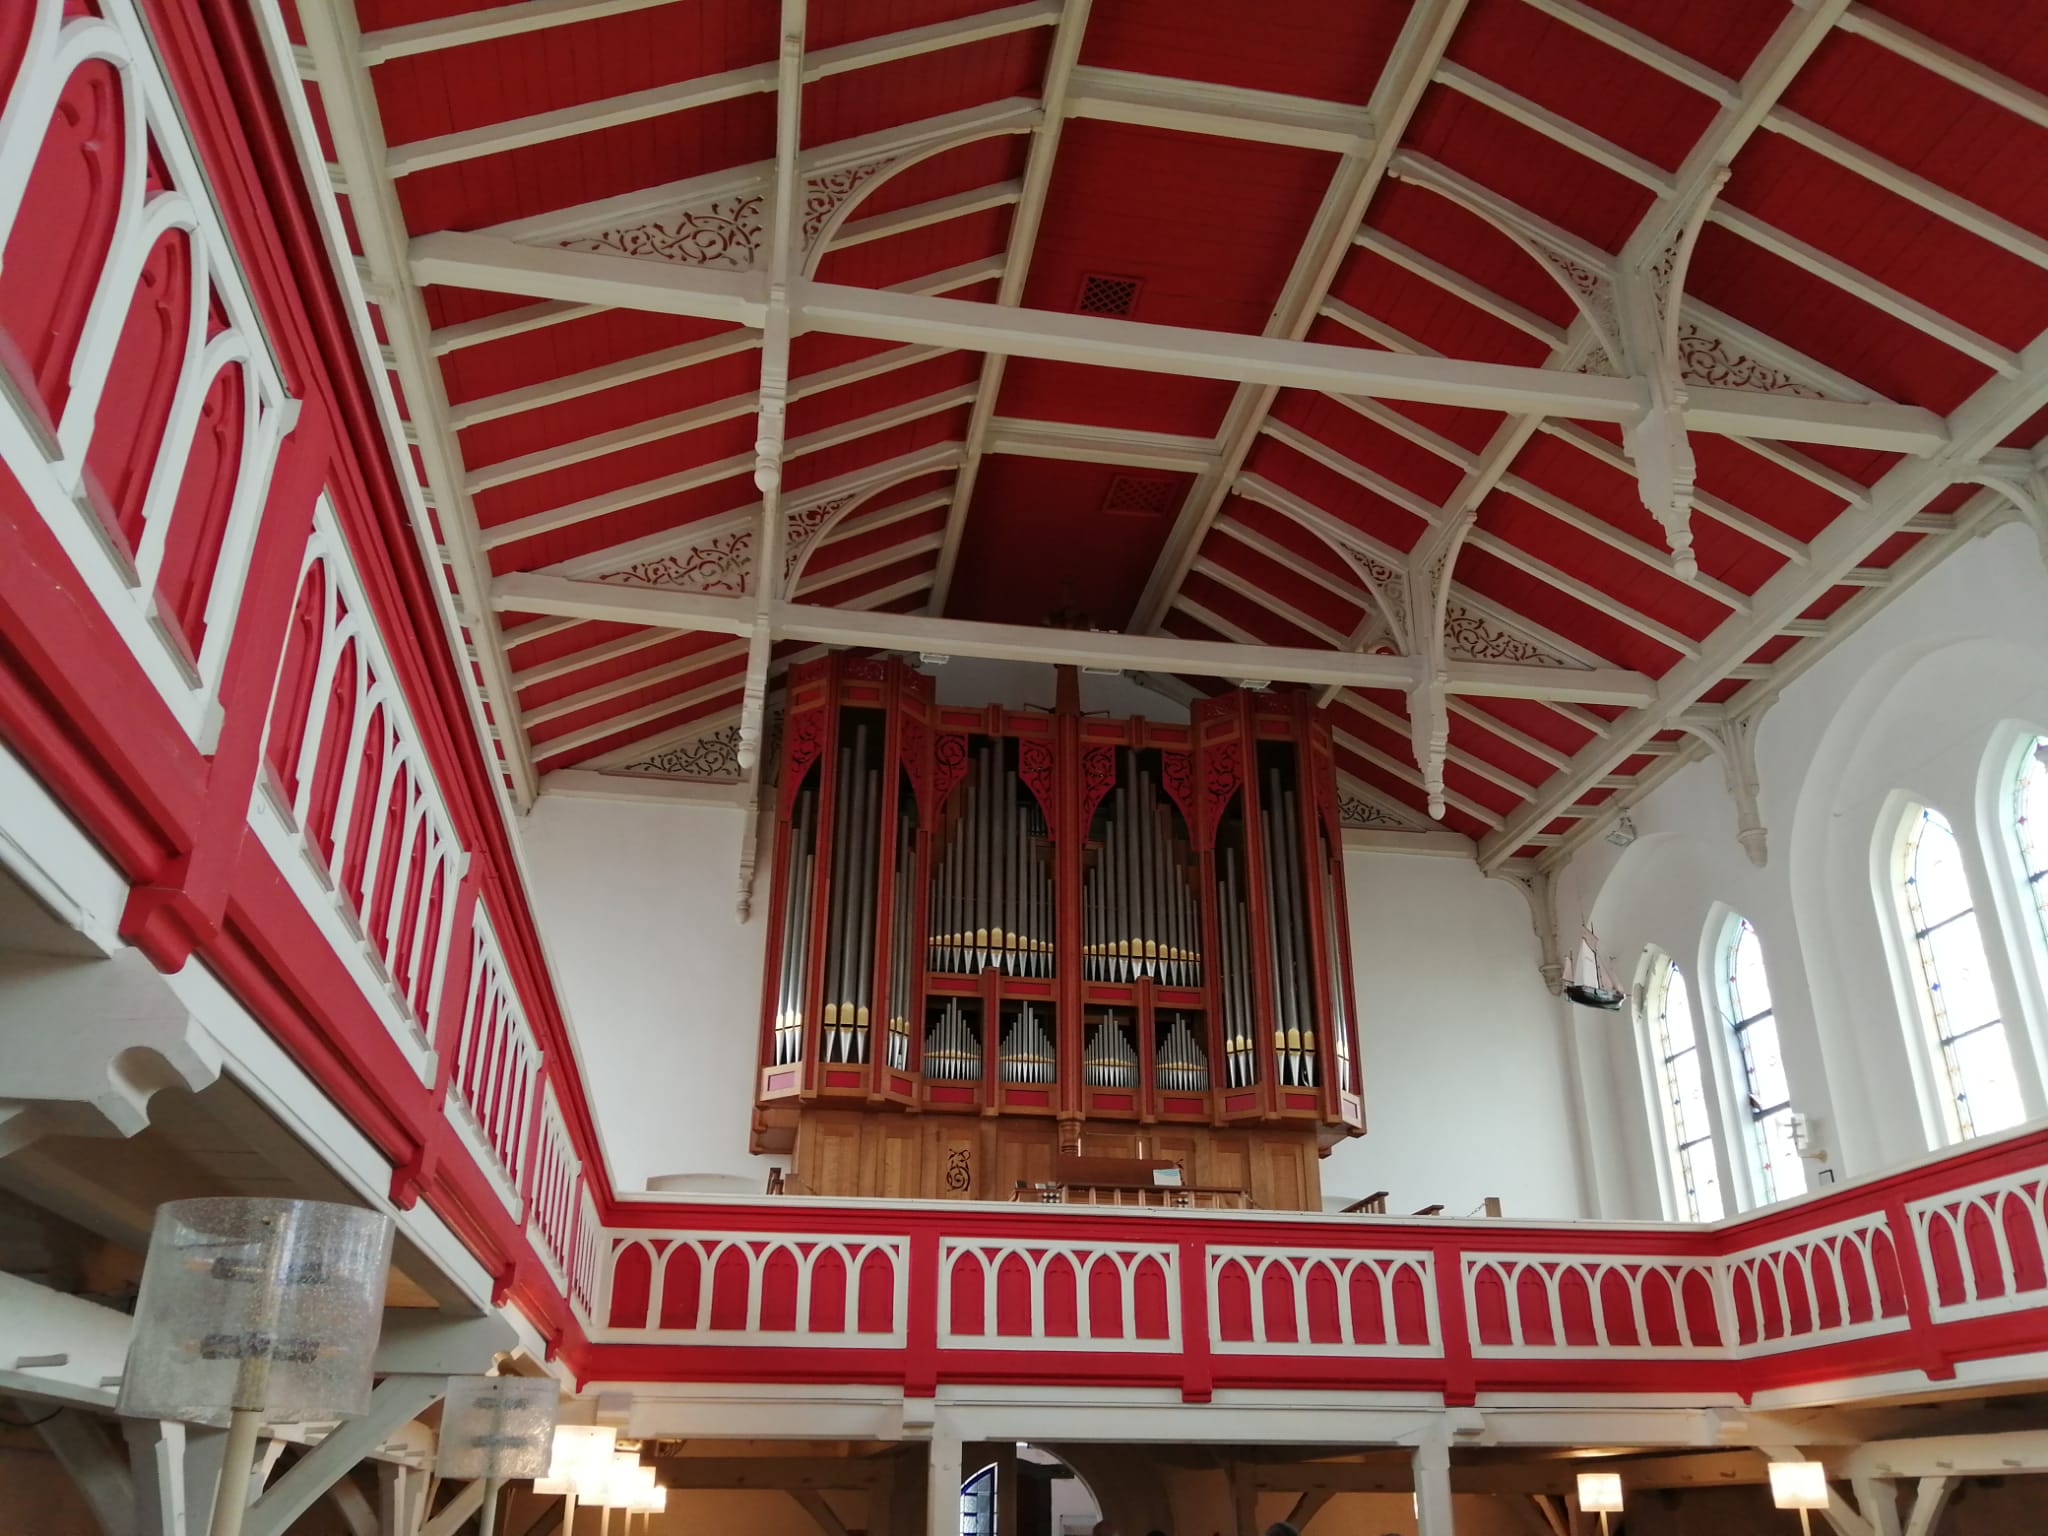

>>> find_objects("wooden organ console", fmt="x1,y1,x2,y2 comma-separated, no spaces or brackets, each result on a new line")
752,656,1365,1210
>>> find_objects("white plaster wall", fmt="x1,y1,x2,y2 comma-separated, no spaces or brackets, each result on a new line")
520,793,771,1192
1554,522,2048,1220
1322,849,1588,1219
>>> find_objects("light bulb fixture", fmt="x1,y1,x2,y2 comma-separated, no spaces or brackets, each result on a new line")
1576,1472,1624,1512
1769,1460,1830,1534
1606,814,1638,849
437,1377,558,1536
535,1422,619,1534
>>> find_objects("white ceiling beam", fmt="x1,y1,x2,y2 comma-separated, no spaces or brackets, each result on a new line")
1353,227,1569,348
411,231,1952,451
385,9,1057,176
1341,693,1538,797
927,0,1095,614
982,418,1219,472
500,615,581,649
293,0,540,806
477,383,976,551
1326,391,1480,470
523,638,750,726
1511,0,1739,104
1433,62,1676,194
1185,560,1353,649
512,625,683,687
1447,697,1572,770
1331,724,1505,828
429,299,606,356
796,533,946,597
449,330,759,429
359,0,677,64
1764,109,2048,271
533,669,745,762
1064,67,1375,154
1495,474,1751,610
1708,206,2021,373
1210,518,1375,610
1464,528,1702,655
832,180,1025,250
1491,332,2048,867
1260,418,1448,524
488,573,1661,703
1131,0,1471,633
1838,7,2048,131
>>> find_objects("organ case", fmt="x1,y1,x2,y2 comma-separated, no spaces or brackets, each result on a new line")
753,656,1365,1204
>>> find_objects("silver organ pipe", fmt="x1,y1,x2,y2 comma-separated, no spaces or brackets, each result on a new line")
1083,755,1202,986
1154,1011,1209,1092
774,786,817,1066
1083,1010,1137,1087
1259,769,1318,1089
1318,819,1351,1094
818,725,886,1066
1217,847,1257,1087
887,803,915,1071
924,997,980,1080
998,1002,1055,1084
926,744,1052,978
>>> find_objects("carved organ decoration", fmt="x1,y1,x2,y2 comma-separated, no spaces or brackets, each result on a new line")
755,658,1364,1153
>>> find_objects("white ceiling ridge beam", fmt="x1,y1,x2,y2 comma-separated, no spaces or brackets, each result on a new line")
1353,226,1570,347
927,0,1095,613
1708,205,2022,373
1064,66,1376,153
1261,418,1450,525
462,342,944,492
1464,527,1702,655
478,384,975,550
429,299,606,355
796,533,946,597
493,573,1658,701
1512,0,1739,104
388,64,780,177
1533,419,1815,562
1839,8,2048,130
547,441,962,577
1495,473,1751,609
1210,517,1376,609
294,0,540,806
1186,558,1354,648
1433,62,1677,193
1049,0,1472,631
359,0,678,64
1330,723,1506,828
522,637,751,726
408,231,1948,450
1764,109,2048,271
805,2,1062,82
1341,692,1540,797
1493,332,2048,868
832,180,1026,250
983,417,1218,472
535,670,746,761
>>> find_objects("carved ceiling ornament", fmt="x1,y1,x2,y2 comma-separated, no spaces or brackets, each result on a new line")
614,722,744,782
1339,793,1414,831
1340,543,1411,652
1442,603,1581,669
781,493,859,591
600,529,755,595
564,195,765,270
801,158,897,257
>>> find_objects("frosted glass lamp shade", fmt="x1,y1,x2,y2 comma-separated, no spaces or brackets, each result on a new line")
1576,1473,1624,1513
118,1198,393,1427
604,1450,655,1504
533,1424,617,1494
1769,1461,1830,1510
436,1376,561,1479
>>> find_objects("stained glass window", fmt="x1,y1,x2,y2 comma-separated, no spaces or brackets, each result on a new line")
1900,805,2024,1141
2015,736,2048,954
1648,956,1723,1221
961,1464,997,1536
1722,917,1804,1203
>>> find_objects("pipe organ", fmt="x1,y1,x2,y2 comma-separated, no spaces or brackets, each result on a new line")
754,657,1364,1209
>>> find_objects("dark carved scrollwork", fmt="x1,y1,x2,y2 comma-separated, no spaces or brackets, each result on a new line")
1202,740,1243,843
932,733,971,816
1018,739,1057,835
1159,750,1198,842
1078,746,1117,832
781,708,826,816
898,715,929,815
945,1146,971,1193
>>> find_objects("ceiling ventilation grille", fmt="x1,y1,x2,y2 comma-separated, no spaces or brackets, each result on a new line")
1075,273,1142,317
1101,475,1177,516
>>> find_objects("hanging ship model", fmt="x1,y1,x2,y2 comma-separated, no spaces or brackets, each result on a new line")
753,657,1365,1208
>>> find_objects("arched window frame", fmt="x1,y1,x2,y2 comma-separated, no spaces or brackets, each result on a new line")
2000,731,2048,985
1889,801,2030,1144
1712,914,1805,1206
1635,948,1725,1222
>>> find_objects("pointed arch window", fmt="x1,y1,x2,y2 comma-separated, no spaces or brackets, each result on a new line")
1721,918,1804,1203
1648,957,1723,1221
2014,736,2048,953
1899,805,2025,1141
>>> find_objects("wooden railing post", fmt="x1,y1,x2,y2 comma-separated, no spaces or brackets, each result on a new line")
1178,1236,1213,1403
905,1225,941,1399
1433,1240,1476,1406
1884,1198,1955,1381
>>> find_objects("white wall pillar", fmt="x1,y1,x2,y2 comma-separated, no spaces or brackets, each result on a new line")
926,1427,963,1536
1412,1435,1454,1536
